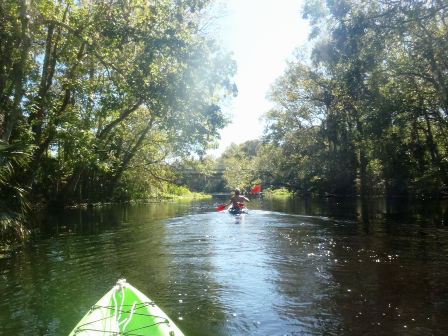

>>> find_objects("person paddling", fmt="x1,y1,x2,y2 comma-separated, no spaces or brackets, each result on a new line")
226,188,249,211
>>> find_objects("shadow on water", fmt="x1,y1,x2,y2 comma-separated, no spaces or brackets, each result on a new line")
0,197,448,335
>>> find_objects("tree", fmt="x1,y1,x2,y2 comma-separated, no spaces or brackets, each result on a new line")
260,0,448,197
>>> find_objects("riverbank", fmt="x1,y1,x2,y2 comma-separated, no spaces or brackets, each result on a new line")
263,187,295,198
0,188,211,249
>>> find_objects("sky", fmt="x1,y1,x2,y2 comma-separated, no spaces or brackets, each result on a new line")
209,0,309,156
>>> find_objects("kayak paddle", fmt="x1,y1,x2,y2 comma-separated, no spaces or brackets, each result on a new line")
216,204,227,211
251,185,262,193
217,202,245,212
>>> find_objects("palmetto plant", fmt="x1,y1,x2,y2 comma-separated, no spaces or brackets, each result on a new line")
0,140,33,243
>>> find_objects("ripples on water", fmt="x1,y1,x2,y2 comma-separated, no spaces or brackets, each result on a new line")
1,199,448,335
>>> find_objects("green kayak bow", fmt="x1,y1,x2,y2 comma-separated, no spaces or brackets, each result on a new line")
69,279,185,336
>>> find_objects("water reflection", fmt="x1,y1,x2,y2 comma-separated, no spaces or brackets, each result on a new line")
0,198,447,335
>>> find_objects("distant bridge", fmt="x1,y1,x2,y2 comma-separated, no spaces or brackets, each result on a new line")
177,168,227,176
177,168,253,175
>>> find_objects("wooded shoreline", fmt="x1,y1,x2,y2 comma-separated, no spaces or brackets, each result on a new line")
2,1,448,243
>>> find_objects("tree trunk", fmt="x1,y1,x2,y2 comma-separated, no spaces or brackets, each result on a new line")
359,148,368,198
422,108,448,184
2,0,30,142
109,117,155,190
97,100,142,139
28,22,55,142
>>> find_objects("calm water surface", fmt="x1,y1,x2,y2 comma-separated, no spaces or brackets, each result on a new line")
1,198,448,335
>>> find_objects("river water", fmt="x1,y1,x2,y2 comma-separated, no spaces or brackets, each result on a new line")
1,197,448,335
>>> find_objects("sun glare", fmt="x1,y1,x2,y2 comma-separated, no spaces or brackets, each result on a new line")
210,0,309,156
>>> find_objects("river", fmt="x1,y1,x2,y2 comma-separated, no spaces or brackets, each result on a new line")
1,197,448,335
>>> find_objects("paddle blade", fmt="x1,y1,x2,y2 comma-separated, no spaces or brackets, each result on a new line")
251,185,262,193
216,204,226,211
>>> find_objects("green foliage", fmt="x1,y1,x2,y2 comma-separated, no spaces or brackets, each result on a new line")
0,141,33,243
0,0,236,242
220,141,261,191
162,184,211,200
264,187,294,198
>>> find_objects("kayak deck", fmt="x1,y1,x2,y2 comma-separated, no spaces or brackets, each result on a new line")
69,279,184,336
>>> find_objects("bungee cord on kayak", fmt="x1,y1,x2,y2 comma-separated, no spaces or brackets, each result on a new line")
72,303,171,335
69,279,184,336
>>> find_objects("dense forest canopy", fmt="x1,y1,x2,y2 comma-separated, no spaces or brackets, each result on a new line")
0,0,236,242
262,0,448,197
